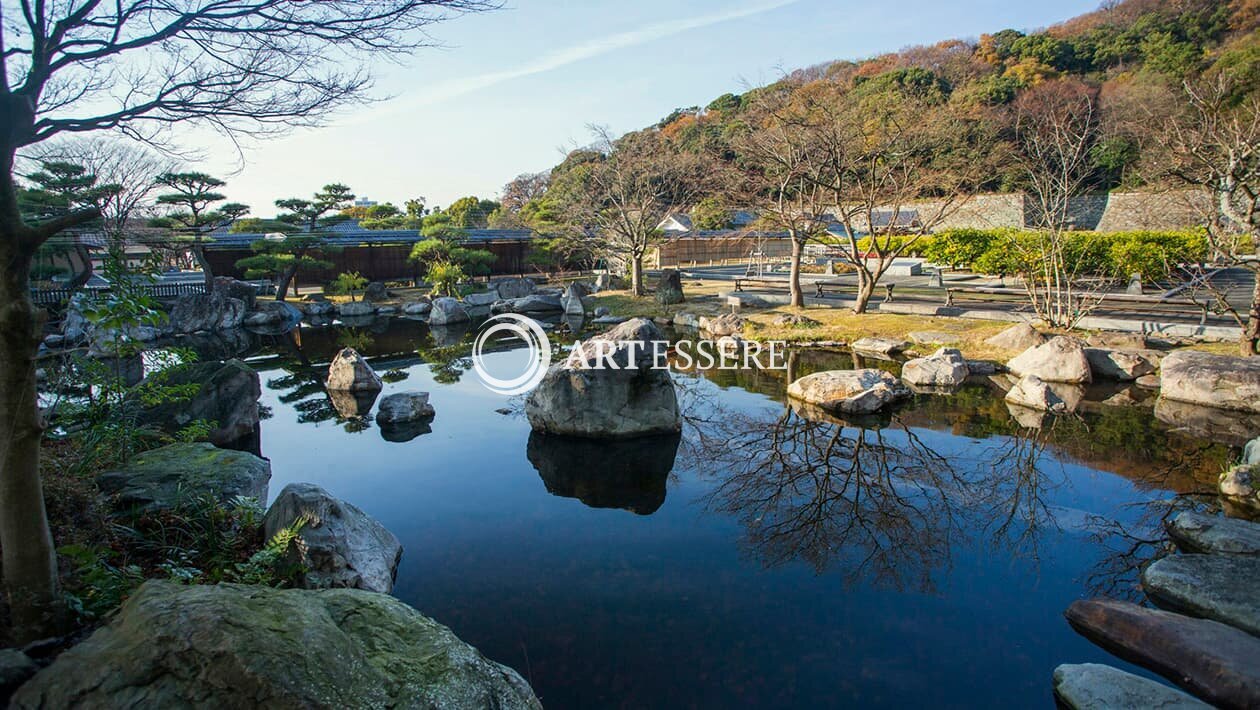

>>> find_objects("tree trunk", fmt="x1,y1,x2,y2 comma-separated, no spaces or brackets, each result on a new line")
276,264,300,302
631,256,644,297
65,245,93,290
788,238,804,308
852,270,875,314
192,243,214,290
0,237,63,642
1243,266,1260,357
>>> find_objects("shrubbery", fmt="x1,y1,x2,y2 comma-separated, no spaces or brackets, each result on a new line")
922,228,1208,281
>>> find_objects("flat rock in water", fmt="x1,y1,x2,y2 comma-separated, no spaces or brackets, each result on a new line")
10,581,541,709
1065,598,1260,709
1168,511,1260,556
1142,554,1260,636
787,369,909,414
1052,663,1209,710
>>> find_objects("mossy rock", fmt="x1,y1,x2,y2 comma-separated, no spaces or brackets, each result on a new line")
11,581,541,709
96,442,270,513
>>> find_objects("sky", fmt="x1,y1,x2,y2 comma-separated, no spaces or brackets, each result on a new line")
193,0,1102,216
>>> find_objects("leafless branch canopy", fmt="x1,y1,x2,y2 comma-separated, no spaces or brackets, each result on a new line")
1,0,499,147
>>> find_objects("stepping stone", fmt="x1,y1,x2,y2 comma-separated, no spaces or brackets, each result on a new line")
1053,663,1209,709
1142,554,1260,637
1065,598,1260,709
1168,512,1260,556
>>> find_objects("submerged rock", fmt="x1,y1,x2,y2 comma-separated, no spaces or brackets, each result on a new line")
1065,598,1260,709
787,369,909,415
326,347,383,392
1052,663,1208,710
525,318,680,438
264,483,403,594
11,581,541,709
901,348,969,388
1142,554,1260,636
97,443,270,513
1007,336,1091,384
1161,350,1260,414
135,359,261,447
1168,512,1260,556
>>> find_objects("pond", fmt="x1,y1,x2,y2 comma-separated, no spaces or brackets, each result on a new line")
213,316,1240,708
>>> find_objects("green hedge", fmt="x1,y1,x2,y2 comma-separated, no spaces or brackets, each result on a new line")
922,228,1208,280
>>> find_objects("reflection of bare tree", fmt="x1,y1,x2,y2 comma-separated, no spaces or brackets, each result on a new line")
695,403,964,592
970,430,1059,566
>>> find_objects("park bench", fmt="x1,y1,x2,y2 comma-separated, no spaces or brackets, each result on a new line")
732,277,848,297
943,286,1216,324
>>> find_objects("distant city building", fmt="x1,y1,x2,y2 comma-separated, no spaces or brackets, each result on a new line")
354,197,378,208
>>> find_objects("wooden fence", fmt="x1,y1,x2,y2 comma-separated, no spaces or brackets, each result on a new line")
30,281,208,307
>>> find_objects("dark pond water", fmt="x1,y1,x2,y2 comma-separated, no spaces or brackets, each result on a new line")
208,316,1243,708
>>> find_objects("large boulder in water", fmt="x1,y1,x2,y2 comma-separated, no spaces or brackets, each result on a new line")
655,269,685,305
96,443,270,513
1160,350,1260,414
326,348,382,392
1006,336,1092,384
10,581,542,709
168,290,247,334
525,318,680,438
428,297,469,325
787,369,909,414
901,347,969,387
135,359,261,447
264,483,403,594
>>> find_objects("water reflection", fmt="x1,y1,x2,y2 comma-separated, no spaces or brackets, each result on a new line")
526,432,680,514
692,403,963,591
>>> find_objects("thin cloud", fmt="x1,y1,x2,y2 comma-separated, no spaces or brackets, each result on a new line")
407,0,802,107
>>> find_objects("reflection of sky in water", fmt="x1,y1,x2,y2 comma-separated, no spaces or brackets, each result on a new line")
242,320,1233,709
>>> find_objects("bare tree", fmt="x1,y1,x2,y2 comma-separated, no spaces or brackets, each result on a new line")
1008,79,1106,328
0,0,497,641
727,83,832,307
565,126,709,295
1159,73,1260,356
815,86,995,313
